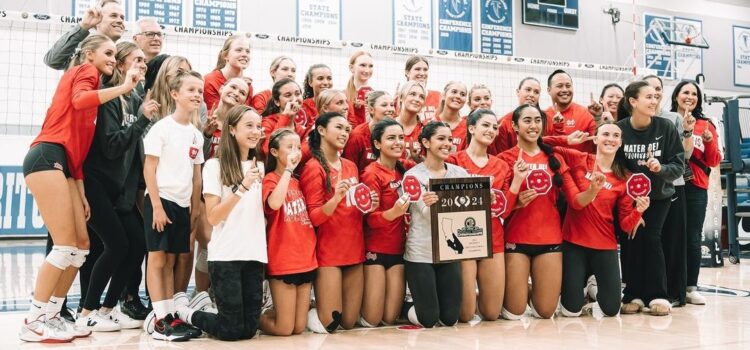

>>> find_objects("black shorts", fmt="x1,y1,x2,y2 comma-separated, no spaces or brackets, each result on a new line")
504,243,561,257
22,142,71,178
144,195,190,253
268,270,316,286
364,251,404,270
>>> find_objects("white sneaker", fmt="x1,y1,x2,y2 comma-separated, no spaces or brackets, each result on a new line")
19,316,73,343
188,291,213,312
174,292,190,308
306,308,329,334
686,290,706,305
143,310,156,334
586,276,598,301
108,308,143,329
75,310,121,332
48,313,91,338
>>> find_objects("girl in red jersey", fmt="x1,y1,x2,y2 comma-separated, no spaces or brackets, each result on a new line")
446,109,526,322
20,34,140,343
670,81,721,306
316,89,352,123
302,64,333,124
555,123,649,317
359,118,409,327
398,56,441,123
497,104,580,319
492,77,542,155
436,81,468,152
397,81,427,163
343,91,396,173
260,78,306,155
345,51,374,127
260,129,318,335
251,56,296,113
203,35,253,110
467,84,493,112
300,112,379,333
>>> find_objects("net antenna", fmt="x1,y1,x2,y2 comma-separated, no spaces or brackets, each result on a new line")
644,17,709,80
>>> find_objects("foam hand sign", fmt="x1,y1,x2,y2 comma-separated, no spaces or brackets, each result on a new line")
351,183,374,213
626,173,651,199
402,175,422,202
490,189,507,217
526,169,552,195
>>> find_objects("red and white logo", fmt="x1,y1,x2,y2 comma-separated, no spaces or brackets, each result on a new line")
626,173,651,199
526,169,552,195
189,146,199,159
351,183,374,213
490,189,507,217
402,175,422,202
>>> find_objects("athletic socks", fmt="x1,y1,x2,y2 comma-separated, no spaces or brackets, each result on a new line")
27,298,46,322
46,296,65,320
152,300,168,320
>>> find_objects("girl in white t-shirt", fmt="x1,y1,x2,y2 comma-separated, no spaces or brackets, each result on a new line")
177,105,267,341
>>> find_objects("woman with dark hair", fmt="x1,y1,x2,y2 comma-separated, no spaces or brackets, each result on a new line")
497,104,580,320
588,83,624,125
260,78,307,154
670,80,721,306
616,81,685,316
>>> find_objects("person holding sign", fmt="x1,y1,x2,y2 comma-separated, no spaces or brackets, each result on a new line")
397,81,427,165
397,56,441,123
588,84,624,125
345,51,374,127
446,109,525,322
670,81,721,306
252,56,297,113
616,81,685,316
554,123,649,318
492,77,542,155
402,121,469,328
497,104,580,319
467,84,494,112
544,70,597,153
343,91,396,173
436,81,469,152
204,35,254,111
300,113,379,333
260,129,317,336
359,119,409,327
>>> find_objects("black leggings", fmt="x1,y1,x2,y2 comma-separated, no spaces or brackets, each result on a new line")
662,185,687,305
192,260,263,341
621,198,671,305
404,261,461,328
561,242,621,316
82,175,146,310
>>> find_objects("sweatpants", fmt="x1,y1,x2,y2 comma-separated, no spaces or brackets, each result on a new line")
560,242,621,316
404,261,461,328
192,261,264,341
621,198,671,305
685,182,708,287
82,175,146,310
662,185,687,305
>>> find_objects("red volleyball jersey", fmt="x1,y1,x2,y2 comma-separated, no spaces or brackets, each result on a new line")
544,102,596,153
300,157,365,266
446,151,518,253
263,172,318,275
498,147,579,245
203,70,253,111
342,122,375,173
260,112,307,156
32,63,102,180
361,161,406,254
251,89,271,114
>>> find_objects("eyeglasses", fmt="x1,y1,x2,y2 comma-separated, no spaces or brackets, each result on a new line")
137,31,165,39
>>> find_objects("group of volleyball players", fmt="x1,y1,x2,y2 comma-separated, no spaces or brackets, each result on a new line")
19,0,721,343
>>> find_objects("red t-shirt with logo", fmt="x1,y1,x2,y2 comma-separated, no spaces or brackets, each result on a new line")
544,102,596,153
342,122,375,173
361,161,406,254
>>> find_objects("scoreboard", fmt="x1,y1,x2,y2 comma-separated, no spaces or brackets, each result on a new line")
522,0,579,31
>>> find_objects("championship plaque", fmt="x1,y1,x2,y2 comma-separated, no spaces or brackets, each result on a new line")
429,177,493,263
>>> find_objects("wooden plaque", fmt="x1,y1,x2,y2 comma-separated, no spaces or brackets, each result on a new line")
429,176,493,263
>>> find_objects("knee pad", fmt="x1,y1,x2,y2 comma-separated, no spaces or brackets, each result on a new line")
46,245,77,270
195,248,208,273
560,304,582,317
70,249,89,268
501,307,524,320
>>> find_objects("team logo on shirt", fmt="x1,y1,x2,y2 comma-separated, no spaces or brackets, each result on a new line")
366,251,378,261
366,152,376,160
189,146,199,159
566,119,576,127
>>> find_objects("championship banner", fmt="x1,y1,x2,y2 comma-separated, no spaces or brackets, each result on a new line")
192,0,237,30
479,0,513,56
674,17,703,80
438,0,473,52
644,13,673,79
429,177,492,263
0,166,46,237
296,0,341,40
135,0,182,26
734,25,750,87
73,0,130,19
392,0,432,48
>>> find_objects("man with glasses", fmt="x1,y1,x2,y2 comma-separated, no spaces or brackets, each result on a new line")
133,18,164,63
44,0,125,70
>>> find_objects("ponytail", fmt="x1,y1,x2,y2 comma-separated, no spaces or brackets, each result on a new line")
68,34,114,70
308,112,343,192
538,138,563,187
